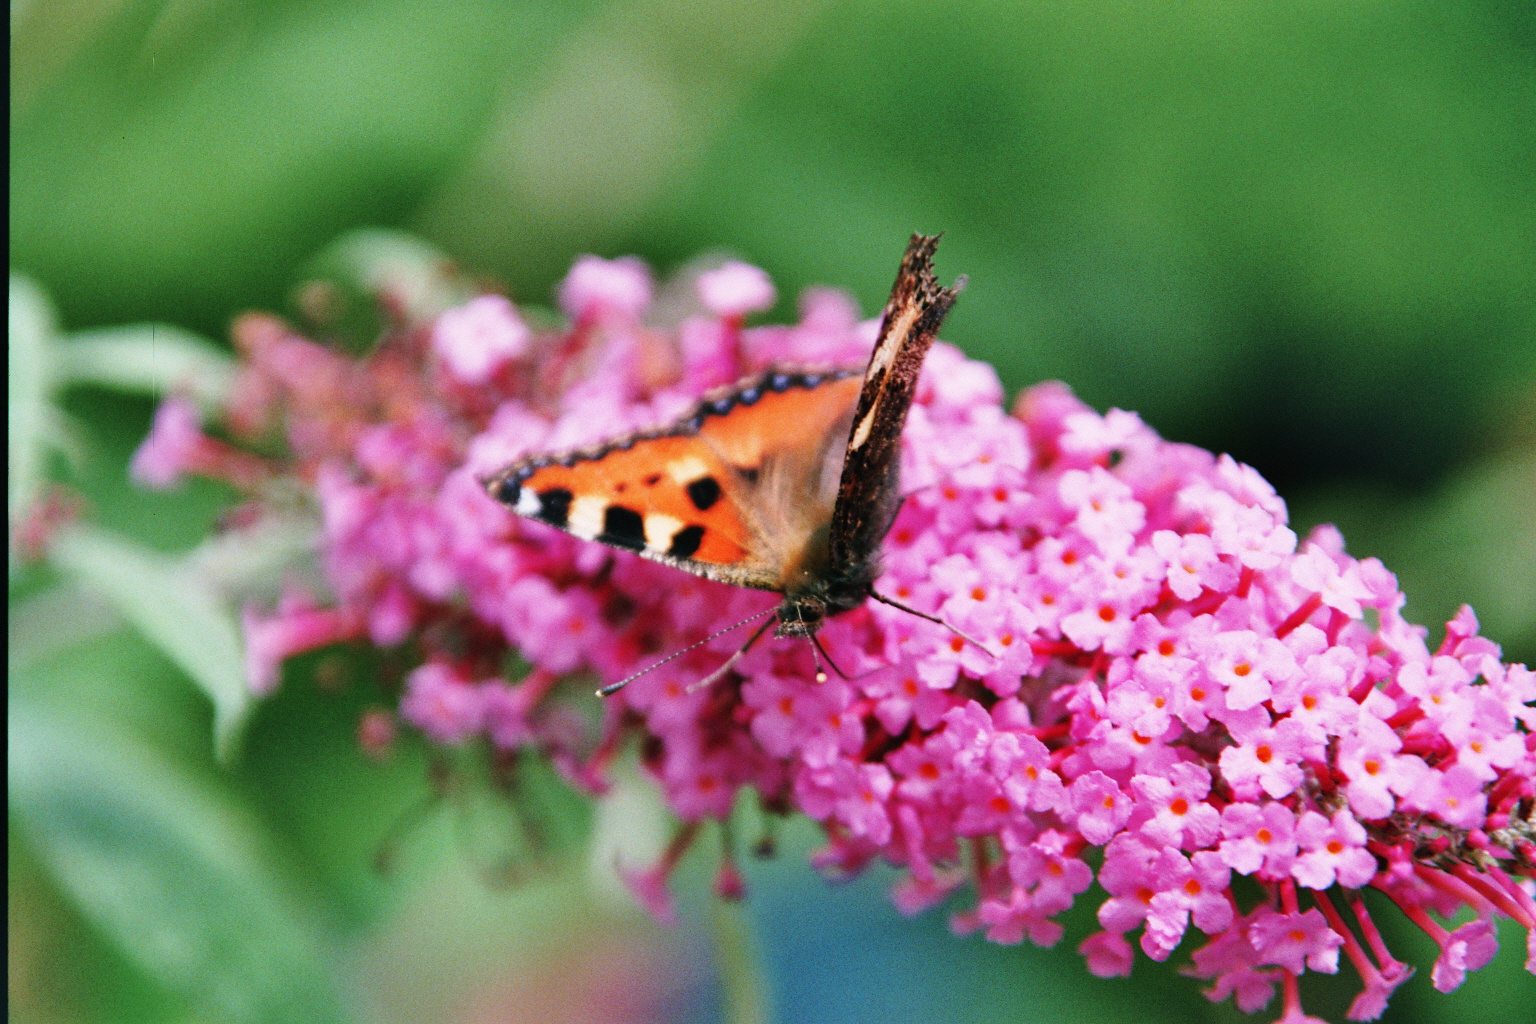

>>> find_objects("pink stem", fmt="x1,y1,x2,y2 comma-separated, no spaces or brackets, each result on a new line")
1279,969,1306,1022
1455,862,1536,928
1397,899,1451,945
1414,862,1498,919
1275,593,1324,639
1346,891,1398,968
1309,887,1381,982
1280,878,1301,915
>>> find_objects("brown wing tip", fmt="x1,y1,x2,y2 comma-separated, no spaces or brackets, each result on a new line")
890,233,964,327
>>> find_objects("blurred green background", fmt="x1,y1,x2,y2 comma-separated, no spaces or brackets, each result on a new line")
10,1,1534,1022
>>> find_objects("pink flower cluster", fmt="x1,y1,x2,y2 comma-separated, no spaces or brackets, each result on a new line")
135,251,1535,1022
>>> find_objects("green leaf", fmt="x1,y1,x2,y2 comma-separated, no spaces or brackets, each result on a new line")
9,701,353,1024
56,324,237,413
8,581,121,680
49,523,252,760
9,273,57,562
182,511,319,605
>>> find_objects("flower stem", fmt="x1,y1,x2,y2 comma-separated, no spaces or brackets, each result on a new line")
710,899,771,1024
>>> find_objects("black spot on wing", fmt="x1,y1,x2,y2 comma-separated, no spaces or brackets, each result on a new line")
600,505,646,551
686,476,722,511
668,524,705,559
538,488,573,527
493,478,520,505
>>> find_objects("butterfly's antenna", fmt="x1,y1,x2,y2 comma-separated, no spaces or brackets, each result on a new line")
684,614,776,694
596,607,777,697
811,634,850,681
870,590,999,659
806,637,829,684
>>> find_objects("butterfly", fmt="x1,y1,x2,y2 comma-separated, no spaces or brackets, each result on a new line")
484,234,967,693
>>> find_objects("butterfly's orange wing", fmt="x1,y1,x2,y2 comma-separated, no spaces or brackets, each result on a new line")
484,371,863,592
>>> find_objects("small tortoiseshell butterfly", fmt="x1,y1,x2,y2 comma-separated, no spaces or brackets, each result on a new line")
484,234,965,692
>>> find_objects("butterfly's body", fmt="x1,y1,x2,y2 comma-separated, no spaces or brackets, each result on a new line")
485,234,963,660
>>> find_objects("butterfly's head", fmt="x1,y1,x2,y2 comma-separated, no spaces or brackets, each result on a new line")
773,558,879,639
773,594,828,639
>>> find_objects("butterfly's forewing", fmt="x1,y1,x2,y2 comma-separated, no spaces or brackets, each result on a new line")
485,370,863,591
486,234,961,643
828,234,963,577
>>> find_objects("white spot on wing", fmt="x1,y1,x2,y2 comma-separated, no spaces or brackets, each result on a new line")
849,405,879,452
568,495,607,539
867,306,919,377
515,487,541,517
668,455,710,485
850,305,920,452
644,514,685,552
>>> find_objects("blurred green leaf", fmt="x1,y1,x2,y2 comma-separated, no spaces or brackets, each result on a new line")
444,747,596,887
182,510,320,605
49,522,251,759
9,828,189,1024
56,386,241,555
9,701,353,1024
57,324,237,414
9,273,58,562
9,581,122,679
296,228,473,352
9,0,591,336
